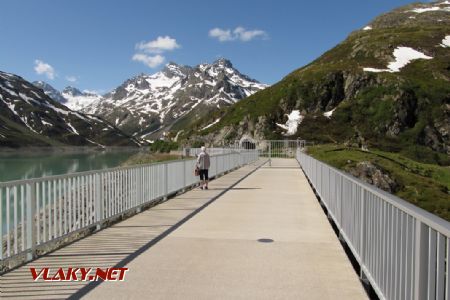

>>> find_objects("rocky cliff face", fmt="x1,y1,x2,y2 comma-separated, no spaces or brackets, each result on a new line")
349,161,399,193
186,1,450,162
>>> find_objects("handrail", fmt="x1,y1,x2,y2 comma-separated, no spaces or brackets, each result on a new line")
0,150,260,265
184,148,241,157
297,149,450,300
0,151,248,187
301,151,450,237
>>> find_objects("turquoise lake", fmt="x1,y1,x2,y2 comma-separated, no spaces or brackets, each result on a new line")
0,149,140,183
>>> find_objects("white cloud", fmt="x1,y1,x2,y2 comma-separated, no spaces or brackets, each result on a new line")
132,35,180,69
132,54,165,68
209,28,233,42
66,75,77,83
136,36,180,54
209,26,268,42
233,27,267,41
34,59,56,80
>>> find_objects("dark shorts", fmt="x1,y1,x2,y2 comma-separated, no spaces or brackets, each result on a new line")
199,169,209,180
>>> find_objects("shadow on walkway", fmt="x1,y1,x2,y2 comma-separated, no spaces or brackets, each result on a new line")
0,161,264,300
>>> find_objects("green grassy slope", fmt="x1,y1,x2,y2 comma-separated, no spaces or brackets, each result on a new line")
307,144,450,221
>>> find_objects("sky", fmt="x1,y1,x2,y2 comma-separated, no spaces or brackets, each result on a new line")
0,0,418,93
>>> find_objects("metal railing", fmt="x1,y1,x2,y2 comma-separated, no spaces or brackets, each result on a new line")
297,149,450,300
184,147,240,157
260,140,305,159
185,140,307,160
0,150,259,264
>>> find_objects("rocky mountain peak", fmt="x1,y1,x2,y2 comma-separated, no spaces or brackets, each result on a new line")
213,58,233,68
127,74,151,88
162,62,191,78
62,86,83,96
33,80,67,104
33,80,48,88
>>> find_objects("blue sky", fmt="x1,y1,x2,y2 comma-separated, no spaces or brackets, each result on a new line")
0,0,417,93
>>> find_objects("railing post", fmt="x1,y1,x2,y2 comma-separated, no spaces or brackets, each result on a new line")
414,220,429,300
215,156,219,178
0,188,2,261
26,182,36,261
360,188,367,281
183,160,186,192
339,176,343,228
268,142,272,167
164,163,168,201
95,173,103,230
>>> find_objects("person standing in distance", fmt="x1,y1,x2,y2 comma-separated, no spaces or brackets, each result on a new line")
197,146,210,190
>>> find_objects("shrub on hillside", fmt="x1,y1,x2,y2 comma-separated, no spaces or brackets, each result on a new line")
150,140,179,153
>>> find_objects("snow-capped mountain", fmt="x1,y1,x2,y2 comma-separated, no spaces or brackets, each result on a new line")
33,81,102,111
61,86,103,111
33,81,67,104
83,58,268,138
0,71,139,147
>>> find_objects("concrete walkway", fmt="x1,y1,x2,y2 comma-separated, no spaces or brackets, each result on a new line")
85,159,366,299
0,159,367,299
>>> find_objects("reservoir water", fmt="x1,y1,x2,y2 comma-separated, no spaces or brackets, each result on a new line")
0,148,143,237
0,149,140,183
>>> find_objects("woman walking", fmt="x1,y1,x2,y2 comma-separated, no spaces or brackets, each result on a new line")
197,146,210,190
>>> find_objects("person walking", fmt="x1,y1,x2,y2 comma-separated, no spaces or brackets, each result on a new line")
197,146,210,190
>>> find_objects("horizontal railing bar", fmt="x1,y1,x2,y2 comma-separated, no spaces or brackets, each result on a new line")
0,151,249,187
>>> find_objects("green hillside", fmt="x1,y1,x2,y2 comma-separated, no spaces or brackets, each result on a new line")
180,1,450,166
307,144,450,221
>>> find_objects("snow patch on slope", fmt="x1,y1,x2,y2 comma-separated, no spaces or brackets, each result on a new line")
363,47,432,73
201,118,221,131
66,123,79,135
409,1,450,13
440,35,450,47
387,47,432,71
323,108,337,118
276,110,304,136
410,7,442,13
